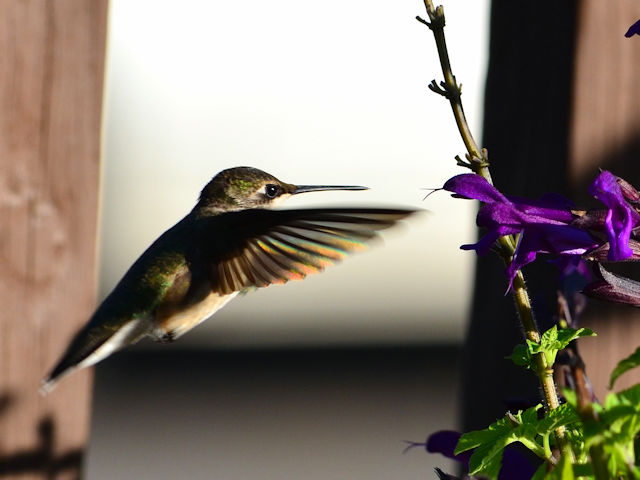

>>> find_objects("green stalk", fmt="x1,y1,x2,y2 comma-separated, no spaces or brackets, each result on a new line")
418,0,569,451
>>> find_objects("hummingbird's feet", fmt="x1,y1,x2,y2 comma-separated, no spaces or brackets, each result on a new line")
158,331,176,343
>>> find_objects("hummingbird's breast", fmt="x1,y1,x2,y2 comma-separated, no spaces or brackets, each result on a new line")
151,286,238,342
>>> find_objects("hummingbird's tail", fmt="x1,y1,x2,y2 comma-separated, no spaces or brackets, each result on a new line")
40,318,148,395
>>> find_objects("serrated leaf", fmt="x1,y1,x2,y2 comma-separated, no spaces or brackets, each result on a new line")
456,406,546,479
456,428,500,454
522,404,543,424
467,434,509,479
537,327,596,366
528,338,543,354
555,327,595,347
610,347,640,389
537,404,579,434
541,325,559,347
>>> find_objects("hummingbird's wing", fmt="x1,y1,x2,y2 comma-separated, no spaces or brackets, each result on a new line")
195,208,415,295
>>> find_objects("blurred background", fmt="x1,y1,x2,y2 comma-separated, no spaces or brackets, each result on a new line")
87,0,490,478
4,1,640,479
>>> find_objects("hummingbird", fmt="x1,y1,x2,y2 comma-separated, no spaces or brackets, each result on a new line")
41,166,415,393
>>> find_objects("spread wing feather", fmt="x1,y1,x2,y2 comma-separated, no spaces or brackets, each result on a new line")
196,208,415,295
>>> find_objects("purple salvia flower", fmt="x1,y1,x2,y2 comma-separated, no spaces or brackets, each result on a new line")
505,224,598,285
425,430,473,465
443,174,599,288
444,174,510,204
626,19,640,37
589,170,640,261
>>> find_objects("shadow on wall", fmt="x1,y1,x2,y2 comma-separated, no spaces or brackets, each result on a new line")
0,394,83,479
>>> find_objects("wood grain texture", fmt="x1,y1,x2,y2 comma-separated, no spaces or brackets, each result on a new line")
569,0,640,399
0,1,107,478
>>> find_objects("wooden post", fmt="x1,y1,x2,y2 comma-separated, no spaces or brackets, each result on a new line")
0,1,107,478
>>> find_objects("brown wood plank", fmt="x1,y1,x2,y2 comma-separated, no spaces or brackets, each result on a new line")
0,1,107,478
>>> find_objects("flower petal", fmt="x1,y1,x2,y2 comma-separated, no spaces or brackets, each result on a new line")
443,174,509,203
426,430,472,466
626,19,640,37
505,225,599,289
508,193,575,223
589,170,640,261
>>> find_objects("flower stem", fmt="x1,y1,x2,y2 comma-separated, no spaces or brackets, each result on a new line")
417,2,490,183
419,0,570,451
511,272,562,411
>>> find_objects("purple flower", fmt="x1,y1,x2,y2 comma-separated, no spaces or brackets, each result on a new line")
589,170,640,261
626,19,640,37
426,430,473,464
443,174,599,288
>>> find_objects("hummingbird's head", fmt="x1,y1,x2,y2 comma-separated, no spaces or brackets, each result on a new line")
194,166,368,215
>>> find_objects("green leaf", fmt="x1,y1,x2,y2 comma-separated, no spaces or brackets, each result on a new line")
455,427,501,454
537,404,579,434
599,404,636,428
618,383,640,404
508,344,532,368
574,384,640,477
538,327,596,366
610,347,640,389
467,434,510,479
517,327,596,371
572,464,593,477
456,406,546,480
541,325,559,348
562,388,578,408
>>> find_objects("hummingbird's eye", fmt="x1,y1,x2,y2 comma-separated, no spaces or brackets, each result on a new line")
264,184,279,199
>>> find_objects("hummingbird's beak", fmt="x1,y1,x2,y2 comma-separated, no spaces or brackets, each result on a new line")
293,184,369,194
